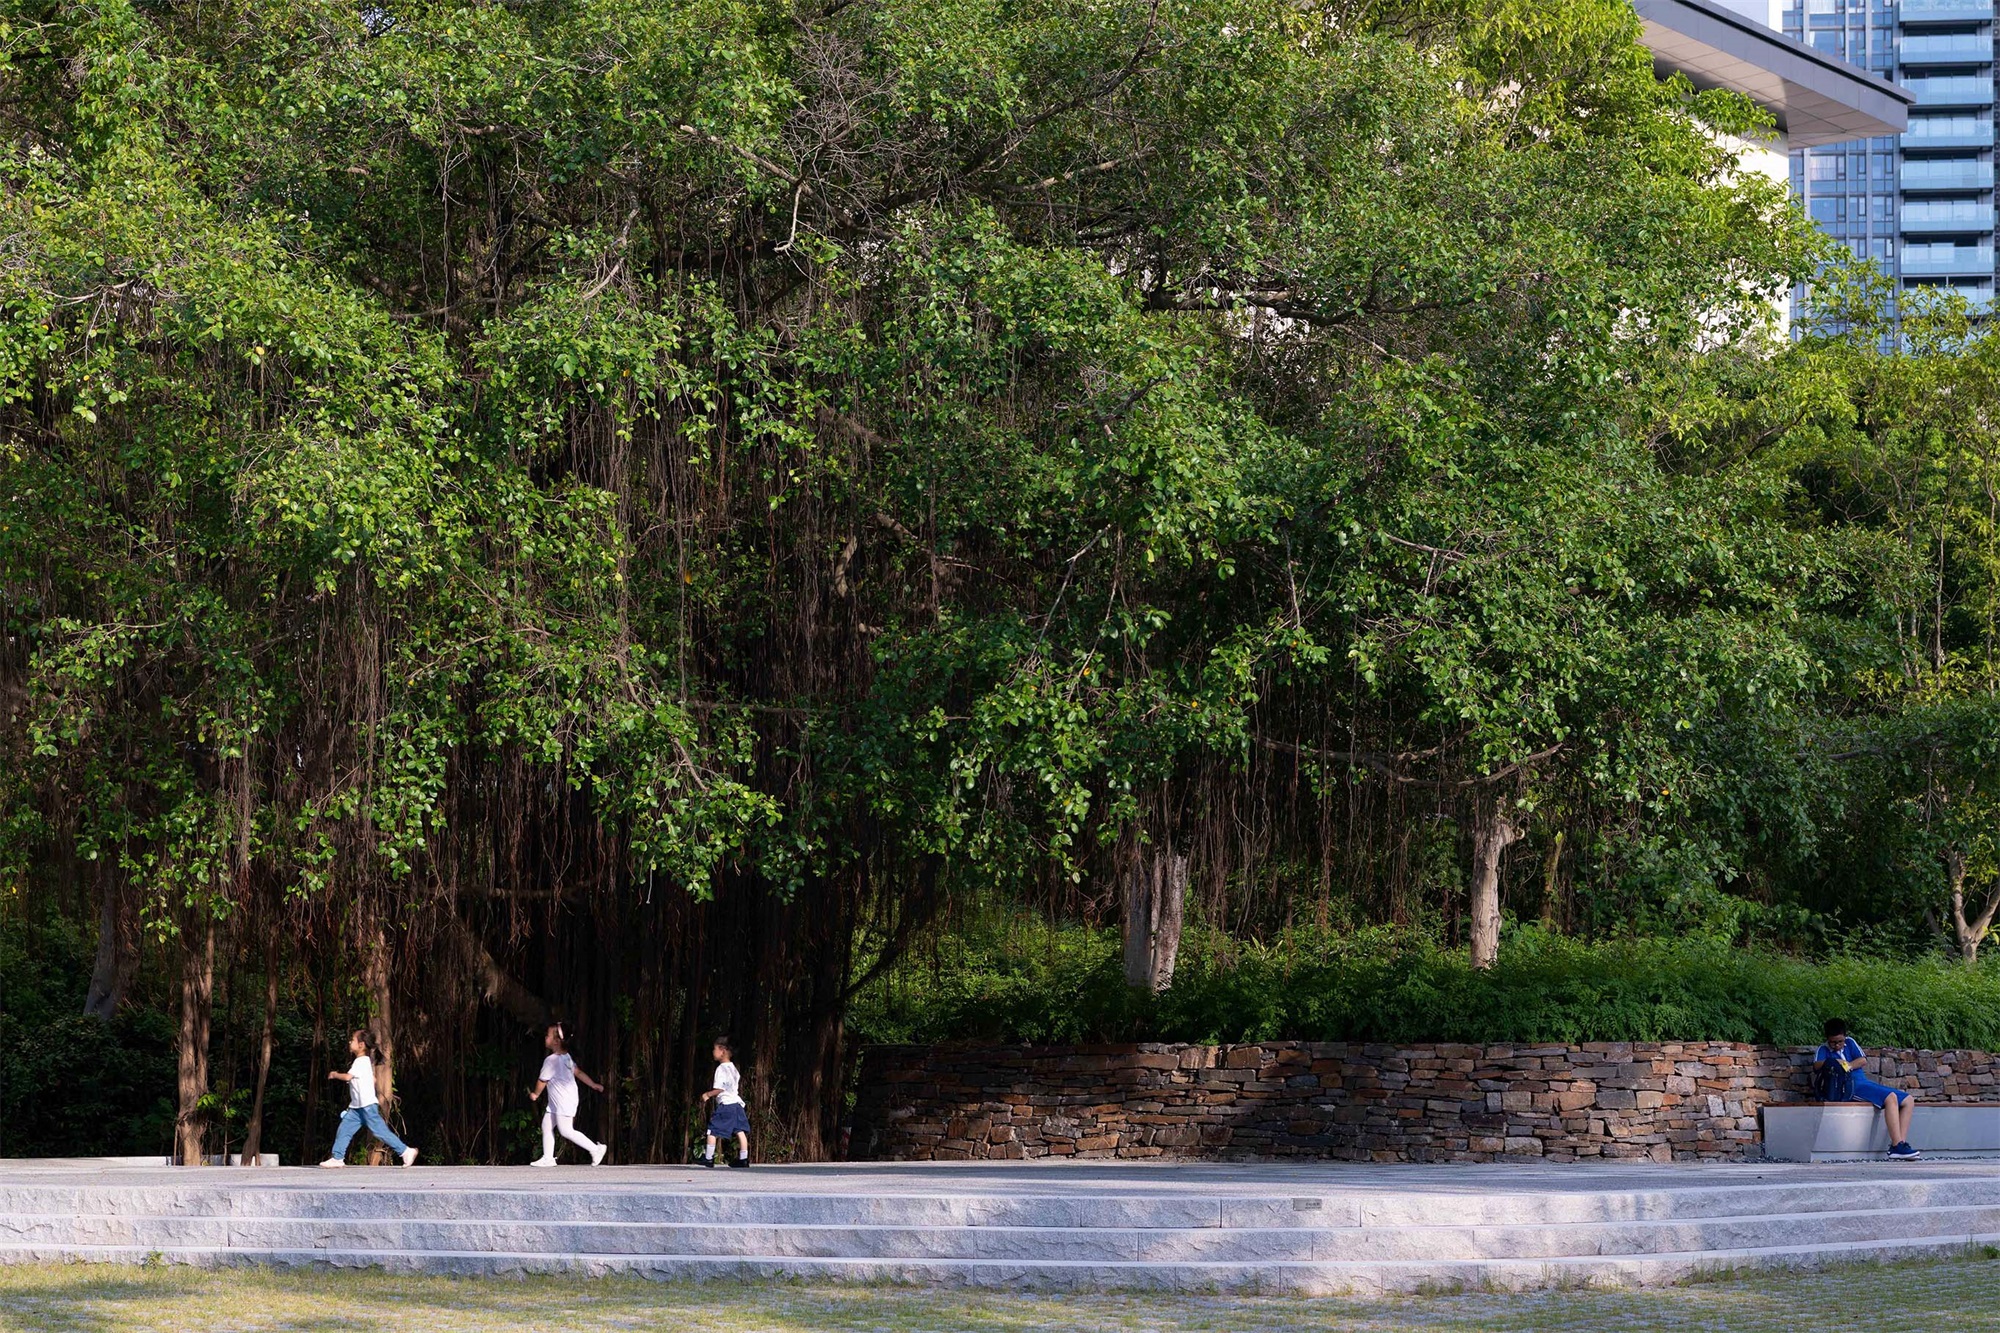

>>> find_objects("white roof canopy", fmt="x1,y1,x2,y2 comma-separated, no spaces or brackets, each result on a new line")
1637,0,1914,147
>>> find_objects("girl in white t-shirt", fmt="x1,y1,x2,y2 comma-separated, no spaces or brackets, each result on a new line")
699,1035,751,1167
530,1024,608,1167
319,1029,418,1168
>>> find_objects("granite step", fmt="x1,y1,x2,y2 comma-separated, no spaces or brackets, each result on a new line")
0,1229,1995,1294
0,1186,1257,1230
1353,1175,2000,1226
3,1199,1998,1263
9,1174,2000,1229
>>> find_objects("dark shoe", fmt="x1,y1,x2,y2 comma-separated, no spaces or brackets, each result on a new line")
700,1155,717,1168
729,1154,751,1168
1889,1142,1922,1160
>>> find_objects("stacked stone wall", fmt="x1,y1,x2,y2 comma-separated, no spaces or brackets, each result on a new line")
851,1042,2000,1163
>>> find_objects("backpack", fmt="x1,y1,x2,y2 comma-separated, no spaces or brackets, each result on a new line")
1813,1056,1854,1103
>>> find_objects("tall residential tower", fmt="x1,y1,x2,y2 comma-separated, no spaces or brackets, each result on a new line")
1784,0,1994,309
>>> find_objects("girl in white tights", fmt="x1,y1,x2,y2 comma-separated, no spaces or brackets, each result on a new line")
529,1024,608,1167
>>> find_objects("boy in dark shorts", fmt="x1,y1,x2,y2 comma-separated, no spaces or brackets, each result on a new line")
1816,1018,1920,1160
700,1035,751,1168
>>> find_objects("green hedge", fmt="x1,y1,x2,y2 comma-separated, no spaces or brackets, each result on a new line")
851,922,2000,1051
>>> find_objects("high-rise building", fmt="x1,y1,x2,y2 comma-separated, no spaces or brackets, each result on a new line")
1784,0,1994,310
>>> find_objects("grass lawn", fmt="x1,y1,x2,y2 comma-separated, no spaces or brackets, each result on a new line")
1,1256,1997,1332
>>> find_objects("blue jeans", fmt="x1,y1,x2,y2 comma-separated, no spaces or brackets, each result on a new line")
330,1103,409,1159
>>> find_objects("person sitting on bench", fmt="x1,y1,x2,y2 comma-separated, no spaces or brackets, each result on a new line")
1815,1018,1919,1161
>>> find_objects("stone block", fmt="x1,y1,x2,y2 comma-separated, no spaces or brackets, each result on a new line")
1555,1083,1597,1112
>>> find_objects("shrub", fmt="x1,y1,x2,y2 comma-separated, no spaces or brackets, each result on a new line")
850,920,2000,1051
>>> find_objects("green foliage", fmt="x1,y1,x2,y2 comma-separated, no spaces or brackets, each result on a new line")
854,918,2000,1050
1744,276,2000,939
0,0,1839,924
0,918,175,1156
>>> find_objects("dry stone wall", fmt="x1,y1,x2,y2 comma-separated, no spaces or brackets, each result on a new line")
851,1041,2000,1163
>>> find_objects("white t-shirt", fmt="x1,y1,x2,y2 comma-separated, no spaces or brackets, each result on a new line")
539,1052,580,1117
347,1055,378,1109
713,1060,743,1106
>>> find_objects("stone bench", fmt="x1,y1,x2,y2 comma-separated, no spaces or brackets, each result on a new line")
1762,1102,2000,1161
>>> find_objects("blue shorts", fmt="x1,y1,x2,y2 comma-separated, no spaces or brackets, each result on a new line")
1851,1078,1909,1109
708,1102,751,1138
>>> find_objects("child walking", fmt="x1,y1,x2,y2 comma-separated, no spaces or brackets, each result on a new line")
531,1023,608,1167
700,1035,751,1168
320,1029,418,1168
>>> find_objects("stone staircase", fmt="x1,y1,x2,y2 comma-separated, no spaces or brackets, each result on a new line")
3,1163,1999,1293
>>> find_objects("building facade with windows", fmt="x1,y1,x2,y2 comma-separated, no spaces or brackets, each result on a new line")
1784,0,1994,309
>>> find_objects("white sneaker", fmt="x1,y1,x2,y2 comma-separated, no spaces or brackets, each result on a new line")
589,1143,607,1166
318,1158,346,1169
400,1147,419,1168
529,1156,557,1168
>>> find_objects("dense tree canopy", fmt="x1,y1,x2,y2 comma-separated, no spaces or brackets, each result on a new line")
2,0,1991,1162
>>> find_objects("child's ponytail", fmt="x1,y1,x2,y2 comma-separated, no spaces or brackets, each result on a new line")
352,1028,383,1062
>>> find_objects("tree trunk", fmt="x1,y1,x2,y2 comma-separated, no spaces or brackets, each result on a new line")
1469,793,1524,971
83,871,134,1020
445,911,551,1026
175,916,217,1166
1537,829,1565,931
218,916,240,1165
1946,848,2000,964
676,912,706,1157
358,913,396,1164
601,913,622,1161
786,989,845,1162
299,959,327,1168
240,924,280,1165
1123,832,1190,993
